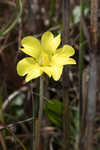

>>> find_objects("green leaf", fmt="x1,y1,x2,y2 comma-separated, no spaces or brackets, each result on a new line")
0,0,22,36
44,99,62,127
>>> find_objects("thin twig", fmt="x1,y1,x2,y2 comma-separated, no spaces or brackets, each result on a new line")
1,122,27,150
2,86,28,111
0,1,16,7
0,116,34,131
62,0,71,150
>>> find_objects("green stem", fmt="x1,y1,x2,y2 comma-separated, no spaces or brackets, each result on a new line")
50,0,56,25
32,79,39,149
79,0,84,120
78,0,86,150
33,76,44,150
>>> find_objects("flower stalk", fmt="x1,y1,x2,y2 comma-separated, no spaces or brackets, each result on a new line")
62,0,71,150
33,76,44,150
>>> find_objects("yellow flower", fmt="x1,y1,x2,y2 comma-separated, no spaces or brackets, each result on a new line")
17,31,76,82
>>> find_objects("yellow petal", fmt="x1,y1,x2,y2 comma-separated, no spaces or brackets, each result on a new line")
21,36,41,59
25,66,42,82
17,57,36,76
51,54,76,66
51,46,76,66
41,31,61,54
56,45,75,57
64,58,76,64
50,66,63,81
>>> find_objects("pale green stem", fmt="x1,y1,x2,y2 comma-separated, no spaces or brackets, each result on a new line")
0,0,22,36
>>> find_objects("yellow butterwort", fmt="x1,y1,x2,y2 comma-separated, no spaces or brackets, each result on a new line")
17,31,76,82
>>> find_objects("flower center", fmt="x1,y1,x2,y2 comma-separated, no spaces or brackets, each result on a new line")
38,56,43,65
38,51,51,66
